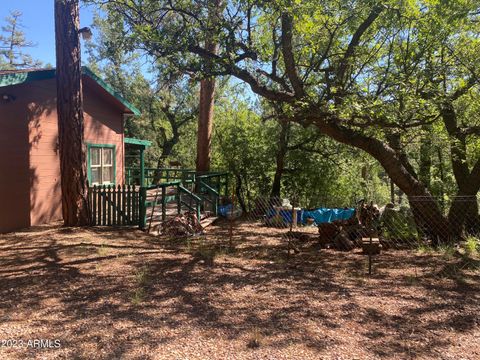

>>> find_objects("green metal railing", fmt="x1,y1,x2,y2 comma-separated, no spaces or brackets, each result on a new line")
138,180,208,230
88,169,229,230
125,168,229,197
126,167,197,187
196,172,229,197
139,181,182,229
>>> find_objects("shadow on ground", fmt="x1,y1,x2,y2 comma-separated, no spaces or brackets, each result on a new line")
0,221,478,359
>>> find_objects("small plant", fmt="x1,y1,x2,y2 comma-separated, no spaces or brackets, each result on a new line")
185,238,193,252
130,288,146,305
417,243,433,254
78,244,91,255
246,328,263,349
437,244,456,260
135,266,150,287
130,266,151,305
438,263,466,283
404,275,419,286
195,246,216,266
464,236,479,257
97,243,109,257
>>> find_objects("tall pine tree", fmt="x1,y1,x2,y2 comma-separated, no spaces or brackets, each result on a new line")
0,10,41,69
54,0,89,226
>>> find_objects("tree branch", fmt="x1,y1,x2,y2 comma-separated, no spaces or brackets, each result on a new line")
336,5,383,84
281,12,305,98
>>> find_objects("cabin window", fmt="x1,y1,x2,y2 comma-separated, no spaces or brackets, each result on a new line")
87,144,116,185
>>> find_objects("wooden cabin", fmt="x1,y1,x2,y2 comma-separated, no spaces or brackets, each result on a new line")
0,67,141,233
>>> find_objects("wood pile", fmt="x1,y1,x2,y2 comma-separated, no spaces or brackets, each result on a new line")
282,201,384,253
317,201,381,251
160,212,203,236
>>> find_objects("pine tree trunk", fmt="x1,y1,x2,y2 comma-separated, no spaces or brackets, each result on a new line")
54,0,89,226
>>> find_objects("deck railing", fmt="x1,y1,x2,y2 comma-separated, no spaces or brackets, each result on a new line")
89,170,229,229
125,167,229,196
139,181,183,230
126,167,197,186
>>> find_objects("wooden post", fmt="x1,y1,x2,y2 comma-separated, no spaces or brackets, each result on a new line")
139,186,147,229
140,148,146,187
92,185,97,225
368,235,373,275
177,184,182,215
161,186,167,221
229,190,235,249
107,185,112,226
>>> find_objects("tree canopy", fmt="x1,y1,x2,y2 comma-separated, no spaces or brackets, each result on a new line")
83,0,480,240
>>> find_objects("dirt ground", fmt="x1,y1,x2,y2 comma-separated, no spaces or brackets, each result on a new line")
0,220,479,360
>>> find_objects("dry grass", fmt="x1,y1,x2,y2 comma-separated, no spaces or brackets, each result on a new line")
0,220,479,359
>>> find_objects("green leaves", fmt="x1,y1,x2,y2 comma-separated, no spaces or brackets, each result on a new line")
83,0,480,204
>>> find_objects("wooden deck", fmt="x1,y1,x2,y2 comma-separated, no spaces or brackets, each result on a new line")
143,186,217,235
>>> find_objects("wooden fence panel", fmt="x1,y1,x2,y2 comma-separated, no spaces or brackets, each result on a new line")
89,185,141,226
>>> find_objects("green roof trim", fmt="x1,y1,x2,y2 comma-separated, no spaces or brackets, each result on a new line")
0,67,141,116
81,67,141,116
0,69,56,87
124,137,152,148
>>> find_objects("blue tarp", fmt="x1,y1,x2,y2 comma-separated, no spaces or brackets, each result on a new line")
300,208,355,225
266,207,355,225
218,204,234,217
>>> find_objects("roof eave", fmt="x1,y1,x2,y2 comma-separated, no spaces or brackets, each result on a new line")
81,67,141,116
0,67,141,116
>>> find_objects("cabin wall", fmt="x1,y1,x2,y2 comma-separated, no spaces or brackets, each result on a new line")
0,77,125,233
26,79,63,227
83,83,125,185
0,81,40,232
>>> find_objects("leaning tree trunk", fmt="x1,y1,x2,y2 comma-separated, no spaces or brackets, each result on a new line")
442,103,480,237
54,0,89,226
313,116,450,244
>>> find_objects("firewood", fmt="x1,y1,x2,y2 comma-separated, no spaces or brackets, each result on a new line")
318,223,339,241
333,230,355,251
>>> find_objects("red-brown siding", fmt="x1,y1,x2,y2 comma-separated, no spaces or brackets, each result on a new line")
83,80,125,185
0,82,34,232
0,77,125,232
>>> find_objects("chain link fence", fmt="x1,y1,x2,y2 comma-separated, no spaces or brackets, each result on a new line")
152,189,480,282
151,187,480,282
